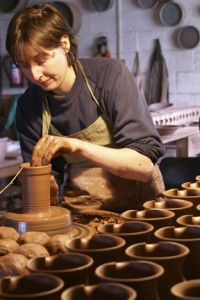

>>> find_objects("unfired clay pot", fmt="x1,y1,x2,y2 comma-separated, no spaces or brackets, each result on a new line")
97,220,154,247
171,279,200,300
121,209,175,241
196,204,200,214
143,199,193,224
176,214,200,227
26,253,94,289
65,234,126,283
125,241,189,300
181,181,200,189
0,273,64,299
61,283,137,300
95,260,164,300
163,189,200,208
155,225,200,280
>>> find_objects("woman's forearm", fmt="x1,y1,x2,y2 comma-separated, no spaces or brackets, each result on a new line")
70,138,153,182
31,135,153,182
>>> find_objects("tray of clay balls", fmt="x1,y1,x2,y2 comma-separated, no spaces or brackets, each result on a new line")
0,225,93,278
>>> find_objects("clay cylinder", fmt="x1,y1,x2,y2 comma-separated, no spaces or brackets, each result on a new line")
20,163,51,213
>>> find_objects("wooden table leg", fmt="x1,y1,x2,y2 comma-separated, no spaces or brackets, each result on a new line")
176,137,189,157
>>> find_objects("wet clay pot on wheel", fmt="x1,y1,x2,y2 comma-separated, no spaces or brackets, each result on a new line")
2,163,73,236
171,279,200,300
155,225,200,280
97,220,154,247
143,199,193,224
95,260,164,300
61,283,137,300
27,253,94,289
125,241,189,300
0,273,64,300
65,234,126,283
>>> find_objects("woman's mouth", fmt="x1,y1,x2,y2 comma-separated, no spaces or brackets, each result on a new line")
41,79,52,87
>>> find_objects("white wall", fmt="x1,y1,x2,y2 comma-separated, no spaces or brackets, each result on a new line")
1,0,200,107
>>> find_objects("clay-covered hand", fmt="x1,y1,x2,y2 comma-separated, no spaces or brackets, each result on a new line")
50,175,59,206
31,135,73,166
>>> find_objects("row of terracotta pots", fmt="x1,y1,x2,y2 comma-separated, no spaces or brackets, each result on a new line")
1,166,200,299
0,234,199,300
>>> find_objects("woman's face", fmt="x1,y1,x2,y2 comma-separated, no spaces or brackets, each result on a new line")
16,37,74,95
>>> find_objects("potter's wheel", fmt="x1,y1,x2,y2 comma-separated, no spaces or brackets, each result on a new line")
2,206,72,236
2,163,91,238
2,207,92,237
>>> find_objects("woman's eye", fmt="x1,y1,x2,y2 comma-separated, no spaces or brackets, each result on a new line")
37,57,48,65
36,53,53,65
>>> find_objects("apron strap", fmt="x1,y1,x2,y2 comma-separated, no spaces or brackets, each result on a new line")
42,95,51,136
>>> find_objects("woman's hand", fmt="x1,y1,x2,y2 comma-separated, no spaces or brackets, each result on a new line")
31,135,74,166
50,175,59,206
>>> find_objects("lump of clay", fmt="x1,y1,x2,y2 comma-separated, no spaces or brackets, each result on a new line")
0,253,29,276
45,234,71,255
0,226,20,241
18,231,50,246
14,243,50,259
0,239,19,255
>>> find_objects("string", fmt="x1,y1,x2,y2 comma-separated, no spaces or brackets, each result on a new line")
0,166,24,194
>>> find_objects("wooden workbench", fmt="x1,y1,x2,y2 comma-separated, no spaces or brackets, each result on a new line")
161,125,200,157
0,156,23,180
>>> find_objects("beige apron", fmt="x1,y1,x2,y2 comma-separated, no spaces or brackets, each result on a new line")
42,61,165,212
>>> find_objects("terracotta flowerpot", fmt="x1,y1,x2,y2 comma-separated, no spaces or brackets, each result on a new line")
95,260,164,300
155,225,200,279
65,234,126,283
27,253,93,289
125,241,189,300
0,273,64,299
61,283,137,300
97,220,154,247
143,199,193,224
171,279,200,300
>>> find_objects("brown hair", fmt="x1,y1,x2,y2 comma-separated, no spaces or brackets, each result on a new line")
6,3,78,68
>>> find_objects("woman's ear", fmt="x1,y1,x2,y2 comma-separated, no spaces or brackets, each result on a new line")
61,35,70,53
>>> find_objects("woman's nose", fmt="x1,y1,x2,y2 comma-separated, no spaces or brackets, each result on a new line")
28,65,42,81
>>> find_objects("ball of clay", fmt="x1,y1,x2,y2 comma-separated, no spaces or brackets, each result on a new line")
0,226,20,241
0,253,29,276
18,231,50,246
45,234,71,255
14,243,50,259
0,239,19,255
